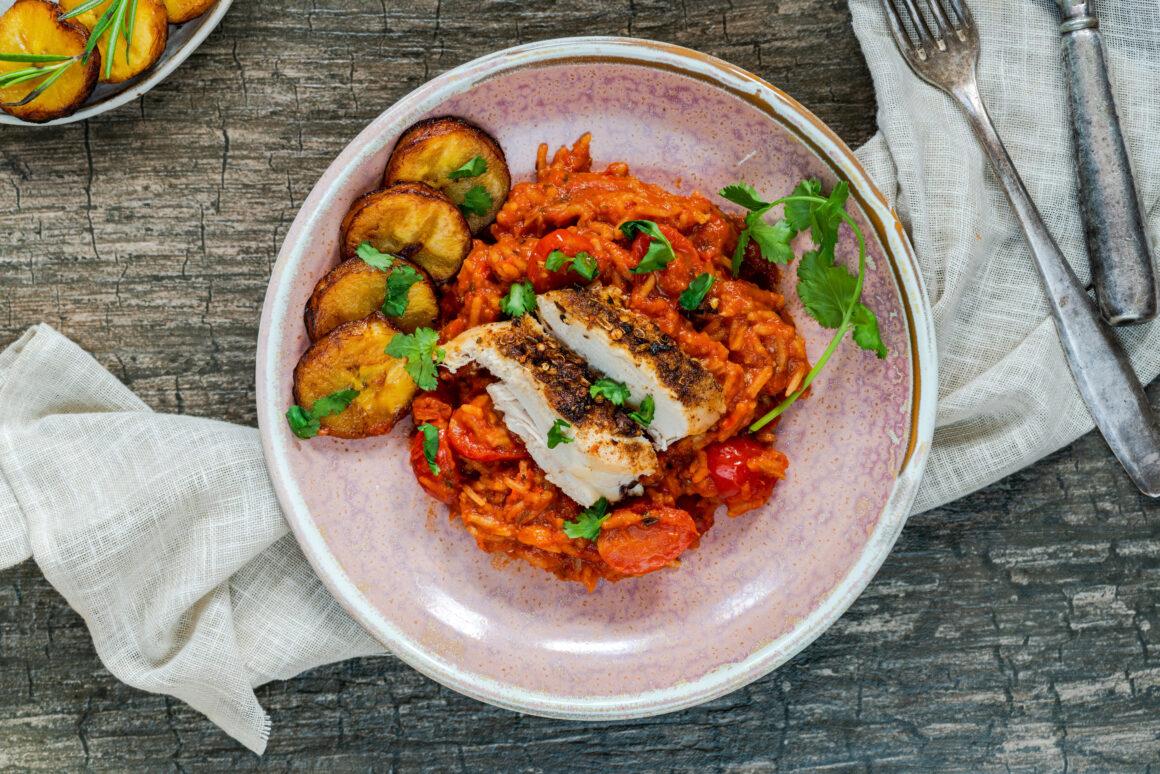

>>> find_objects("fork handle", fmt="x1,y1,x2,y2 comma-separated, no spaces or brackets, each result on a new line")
951,82,1160,497
1060,6,1157,325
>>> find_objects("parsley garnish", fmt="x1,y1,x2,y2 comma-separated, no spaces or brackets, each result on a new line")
562,497,611,540
724,180,887,432
547,418,573,449
500,280,537,317
417,422,441,475
356,242,396,270
381,264,422,318
589,378,631,406
678,273,715,311
545,249,599,281
629,395,655,428
620,220,676,274
385,327,444,391
285,387,359,439
460,185,492,217
448,155,487,180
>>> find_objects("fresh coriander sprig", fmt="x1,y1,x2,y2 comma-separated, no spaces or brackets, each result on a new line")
620,220,676,274
678,273,715,311
562,497,611,540
448,155,487,180
381,264,422,317
385,327,444,391
545,249,599,281
460,185,492,217
629,395,655,428
729,184,886,432
285,388,359,439
547,418,573,448
589,378,630,406
417,423,441,475
499,280,536,317
356,241,396,270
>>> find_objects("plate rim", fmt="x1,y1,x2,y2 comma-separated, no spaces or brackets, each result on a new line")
0,0,233,127
256,35,938,720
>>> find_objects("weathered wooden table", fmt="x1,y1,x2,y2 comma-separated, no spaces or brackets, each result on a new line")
2,0,1158,769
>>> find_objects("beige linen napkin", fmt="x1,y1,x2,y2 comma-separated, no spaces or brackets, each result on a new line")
2,0,1159,754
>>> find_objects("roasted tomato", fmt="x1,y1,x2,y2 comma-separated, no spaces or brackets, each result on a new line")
447,400,528,462
596,504,699,576
629,223,704,297
410,395,458,504
528,229,598,292
704,437,776,499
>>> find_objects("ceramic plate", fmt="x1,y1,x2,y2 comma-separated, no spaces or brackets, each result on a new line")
0,0,231,127
257,37,937,719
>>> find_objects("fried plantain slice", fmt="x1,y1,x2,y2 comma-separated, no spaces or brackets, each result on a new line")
0,0,99,123
305,256,438,341
161,0,215,24
293,314,418,439
59,0,168,84
384,116,511,234
340,182,472,282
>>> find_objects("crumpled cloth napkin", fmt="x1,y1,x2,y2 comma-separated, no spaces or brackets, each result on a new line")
2,0,1159,754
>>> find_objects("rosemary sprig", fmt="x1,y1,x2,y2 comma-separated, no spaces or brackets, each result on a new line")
0,56,80,107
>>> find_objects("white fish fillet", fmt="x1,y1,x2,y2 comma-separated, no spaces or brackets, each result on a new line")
537,286,725,449
442,316,657,506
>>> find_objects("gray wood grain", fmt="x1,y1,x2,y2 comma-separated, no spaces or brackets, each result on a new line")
2,0,1158,770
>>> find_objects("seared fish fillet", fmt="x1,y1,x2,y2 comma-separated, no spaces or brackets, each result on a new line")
537,286,725,449
442,316,658,506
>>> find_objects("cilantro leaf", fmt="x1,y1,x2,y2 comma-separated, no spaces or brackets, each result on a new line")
417,422,441,475
448,155,487,180
356,242,396,270
545,250,598,281
784,179,822,233
746,212,795,265
570,251,599,281
385,327,444,391
460,185,492,217
678,273,715,311
500,280,537,317
629,395,655,428
809,181,850,260
621,220,676,274
719,182,768,212
562,497,611,540
731,228,751,277
285,387,359,440
547,418,573,449
796,250,856,329
589,378,631,406
850,302,887,358
285,406,318,439
381,264,422,318
545,250,568,271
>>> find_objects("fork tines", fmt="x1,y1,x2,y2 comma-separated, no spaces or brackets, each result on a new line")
883,0,972,55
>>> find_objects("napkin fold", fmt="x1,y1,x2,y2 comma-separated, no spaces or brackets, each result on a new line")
2,0,1160,754
0,326,383,754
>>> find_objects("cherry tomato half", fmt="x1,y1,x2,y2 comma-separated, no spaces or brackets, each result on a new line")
704,437,774,499
447,405,528,462
597,505,699,576
409,426,458,504
528,229,598,292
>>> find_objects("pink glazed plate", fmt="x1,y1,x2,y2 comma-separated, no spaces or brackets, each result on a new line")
256,37,937,719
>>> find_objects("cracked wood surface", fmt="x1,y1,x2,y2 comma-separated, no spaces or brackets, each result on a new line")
2,0,1160,770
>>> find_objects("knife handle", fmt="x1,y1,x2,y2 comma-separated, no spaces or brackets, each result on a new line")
1059,3,1157,325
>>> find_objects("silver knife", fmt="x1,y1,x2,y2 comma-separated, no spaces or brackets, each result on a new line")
1058,0,1157,325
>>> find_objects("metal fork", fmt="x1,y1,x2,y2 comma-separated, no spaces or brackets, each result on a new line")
879,0,1160,497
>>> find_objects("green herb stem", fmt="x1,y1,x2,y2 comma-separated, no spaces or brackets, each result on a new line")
749,196,866,432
